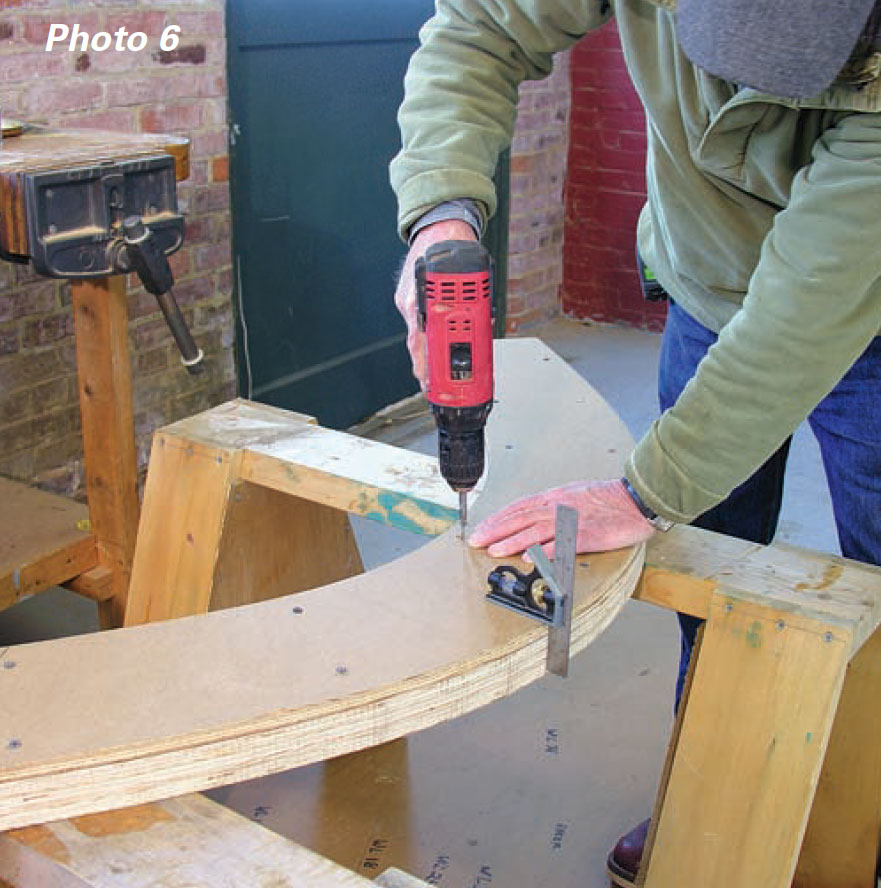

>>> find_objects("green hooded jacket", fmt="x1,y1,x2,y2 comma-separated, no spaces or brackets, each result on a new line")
390,0,881,524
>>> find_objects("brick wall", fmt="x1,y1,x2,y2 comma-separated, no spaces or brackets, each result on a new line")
563,21,666,331
505,51,572,334
0,1,234,496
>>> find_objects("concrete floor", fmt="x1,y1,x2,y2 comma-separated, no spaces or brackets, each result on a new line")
0,317,844,886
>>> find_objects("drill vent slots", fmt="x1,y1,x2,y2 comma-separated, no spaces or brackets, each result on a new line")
429,280,490,303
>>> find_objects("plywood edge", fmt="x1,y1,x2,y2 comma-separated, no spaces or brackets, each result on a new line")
0,545,643,831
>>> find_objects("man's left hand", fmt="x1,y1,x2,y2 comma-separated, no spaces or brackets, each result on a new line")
467,479,656,560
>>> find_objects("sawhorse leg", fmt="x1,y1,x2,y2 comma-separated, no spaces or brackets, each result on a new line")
125,422,364,625
641,595,851,888
794,623,881,887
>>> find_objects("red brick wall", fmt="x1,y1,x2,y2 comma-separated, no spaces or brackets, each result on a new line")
0,2,234,496
563,21,666,331
506,51,572,334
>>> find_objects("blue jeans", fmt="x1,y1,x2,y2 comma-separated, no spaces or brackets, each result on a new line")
660,302,881,707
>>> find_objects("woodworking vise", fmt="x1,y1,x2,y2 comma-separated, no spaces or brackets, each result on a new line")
0,124,203,373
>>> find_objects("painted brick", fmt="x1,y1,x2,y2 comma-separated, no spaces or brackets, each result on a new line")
189,126,227,156
562,21,666,330
155,44,207,67
140,100,204,132
0,389,31,425
22,14,103,47
74,107,138,131
110,11,169,36
106,75,179,105
22,312,74,347
211,154,228,182
0,50,66,80
24,80,104,115
192,180,230,214
167,246,192,279
175,11,225,36
194,241,231,273
135,345,171,374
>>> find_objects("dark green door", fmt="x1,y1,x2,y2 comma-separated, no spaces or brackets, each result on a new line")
226,0,431,428
227,1,508,428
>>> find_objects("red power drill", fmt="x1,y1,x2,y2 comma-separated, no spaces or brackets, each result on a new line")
416,240,494,533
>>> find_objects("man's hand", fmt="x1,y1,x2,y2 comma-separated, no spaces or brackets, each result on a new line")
468,479,656,560
395,219,478,387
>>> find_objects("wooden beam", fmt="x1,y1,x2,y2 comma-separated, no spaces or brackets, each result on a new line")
637,525,881,656
71,276,141,628
154,398,460,535
0,339,642,832
63,567,114,604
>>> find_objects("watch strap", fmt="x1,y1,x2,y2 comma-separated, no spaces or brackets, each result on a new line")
620,477,675,532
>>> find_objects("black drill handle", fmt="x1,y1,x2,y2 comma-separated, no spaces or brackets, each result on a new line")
123,217,204,375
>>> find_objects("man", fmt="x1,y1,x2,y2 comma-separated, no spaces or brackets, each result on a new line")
390,1,881,884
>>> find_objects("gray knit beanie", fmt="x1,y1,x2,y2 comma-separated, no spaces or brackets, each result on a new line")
677,0,880,98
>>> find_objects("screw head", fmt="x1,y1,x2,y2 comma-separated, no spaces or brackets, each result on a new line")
7,739,21,750
335,665,349,675
292,606,304,615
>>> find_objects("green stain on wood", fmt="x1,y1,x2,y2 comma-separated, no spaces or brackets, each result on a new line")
376,491,457,535
746,620,762,649
359,491,458,535
806,732,813,744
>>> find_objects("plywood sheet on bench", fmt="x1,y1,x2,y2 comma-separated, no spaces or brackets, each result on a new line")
0,339,642,831
0,479,96,611
0,793,407,887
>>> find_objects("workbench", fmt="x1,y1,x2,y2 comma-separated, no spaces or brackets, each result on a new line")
0,127,189,626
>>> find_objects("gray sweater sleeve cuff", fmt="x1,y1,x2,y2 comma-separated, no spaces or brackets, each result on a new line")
407,199,484,244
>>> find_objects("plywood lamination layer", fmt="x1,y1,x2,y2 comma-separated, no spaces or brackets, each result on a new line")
0,339,643,831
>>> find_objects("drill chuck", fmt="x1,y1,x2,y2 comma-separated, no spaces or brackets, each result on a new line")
434,402,492,492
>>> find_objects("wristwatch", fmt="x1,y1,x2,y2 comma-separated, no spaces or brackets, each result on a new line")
620,477,675,532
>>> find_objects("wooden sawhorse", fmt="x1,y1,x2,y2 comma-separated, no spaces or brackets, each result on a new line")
636,528,881,887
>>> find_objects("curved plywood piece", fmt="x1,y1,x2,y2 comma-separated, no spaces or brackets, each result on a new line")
0,339,643,831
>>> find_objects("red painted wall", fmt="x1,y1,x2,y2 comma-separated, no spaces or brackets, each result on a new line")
562,22,666,331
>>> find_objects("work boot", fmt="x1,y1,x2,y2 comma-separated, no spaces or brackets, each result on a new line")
606,818,649,887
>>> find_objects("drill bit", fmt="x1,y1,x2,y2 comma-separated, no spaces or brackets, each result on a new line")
459,490,468,537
